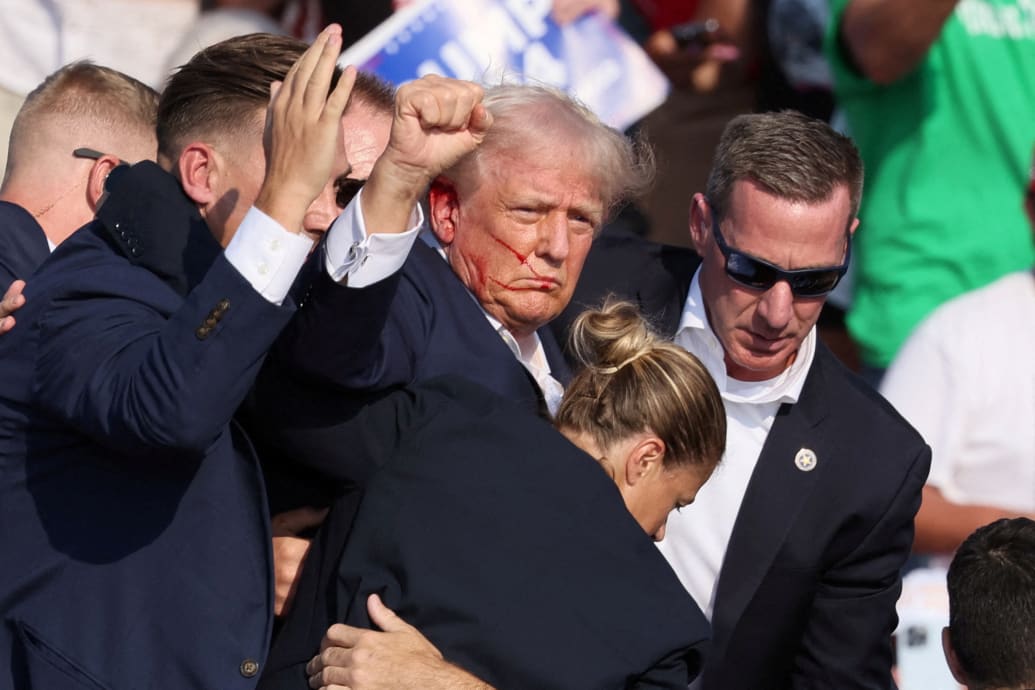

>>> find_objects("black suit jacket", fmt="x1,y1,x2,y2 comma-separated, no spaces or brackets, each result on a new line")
259,377,710,690
0,201,50,289
0,163,282,690
555,233,931,689
246,238,571,511
549,227,700,362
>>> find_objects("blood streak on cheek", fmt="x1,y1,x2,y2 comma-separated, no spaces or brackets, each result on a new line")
490,277,522,291
493,237,548,279
467,252,491,293
493,237,527,263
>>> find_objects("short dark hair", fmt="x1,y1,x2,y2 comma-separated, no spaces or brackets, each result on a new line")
706,110,863,227
947,517,1035,690
158,33,309,164
158,34,390,166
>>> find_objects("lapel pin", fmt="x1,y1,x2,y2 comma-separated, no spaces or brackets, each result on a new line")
794,448,818,472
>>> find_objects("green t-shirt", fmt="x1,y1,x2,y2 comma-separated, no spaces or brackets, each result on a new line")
826,0,1035,367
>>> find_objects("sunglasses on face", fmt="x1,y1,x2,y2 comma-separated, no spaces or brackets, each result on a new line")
710,213,850,297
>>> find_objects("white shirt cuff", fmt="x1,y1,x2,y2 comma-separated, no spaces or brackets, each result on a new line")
323,187,423,288
223,206,315,305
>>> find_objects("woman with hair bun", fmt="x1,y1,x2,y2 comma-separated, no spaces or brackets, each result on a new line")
262,301,725,690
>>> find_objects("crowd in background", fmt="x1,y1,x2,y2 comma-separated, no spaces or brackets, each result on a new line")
0,1,1032,689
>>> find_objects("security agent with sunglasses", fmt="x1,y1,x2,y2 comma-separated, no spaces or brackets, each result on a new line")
554,109,931,689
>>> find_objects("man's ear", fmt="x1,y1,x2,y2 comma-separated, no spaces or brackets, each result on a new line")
688,193,712,255
427,177,460,245
623,435,666,487
177,143,219,208
848,216,860,238
85,155,124,211
942,626,968,687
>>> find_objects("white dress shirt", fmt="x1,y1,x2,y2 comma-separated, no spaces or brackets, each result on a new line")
658,271,816,624
223,187,421,305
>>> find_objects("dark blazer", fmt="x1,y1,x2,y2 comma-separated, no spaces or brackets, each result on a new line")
549,226,700,363
246,238,571,511
259,377,710,690
0,163,288,690
555,233,931,690
0,201,51,289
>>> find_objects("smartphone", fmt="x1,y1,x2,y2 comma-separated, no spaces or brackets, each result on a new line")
670,18,721,51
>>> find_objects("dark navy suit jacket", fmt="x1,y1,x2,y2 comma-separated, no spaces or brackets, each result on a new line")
0,201,50,289
246,238,571,511
0,163,288,690
551,232,931,690
259,377,710,690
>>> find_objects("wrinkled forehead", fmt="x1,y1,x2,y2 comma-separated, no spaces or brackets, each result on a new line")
341,101,391,180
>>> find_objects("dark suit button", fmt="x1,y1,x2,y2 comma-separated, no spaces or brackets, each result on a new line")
203,316,218,328
129,247,142,257
195,326,211,340
240,659,259,678
217,298,230,312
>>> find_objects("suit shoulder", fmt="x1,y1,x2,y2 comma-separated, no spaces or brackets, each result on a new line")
812,344,928,456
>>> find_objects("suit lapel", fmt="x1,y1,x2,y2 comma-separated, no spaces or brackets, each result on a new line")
709,345,833,658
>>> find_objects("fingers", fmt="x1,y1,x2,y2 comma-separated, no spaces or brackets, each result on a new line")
286,24,342,103
1,280,26,333
366,593,410,633
324,64,357,126
320,623,366,652
306,646,353,689
467,103,493,140
398,75,486,134
271,505,329,536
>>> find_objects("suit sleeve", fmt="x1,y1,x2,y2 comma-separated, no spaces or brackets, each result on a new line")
33,255,294,455
269,248,433,392
790,442,931,689
246,375,456,484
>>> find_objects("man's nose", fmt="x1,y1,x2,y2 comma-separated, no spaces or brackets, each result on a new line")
303,181,341,236
535,214,570,262
755,280,794,331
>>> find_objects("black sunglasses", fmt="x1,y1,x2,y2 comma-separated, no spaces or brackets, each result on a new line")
334,175,365,208
710,214,850,297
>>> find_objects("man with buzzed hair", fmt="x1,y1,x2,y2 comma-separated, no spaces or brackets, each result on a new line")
0,25,489,690
0,61,158,289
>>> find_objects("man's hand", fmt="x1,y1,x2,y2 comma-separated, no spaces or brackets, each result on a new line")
306,593,493,690
255,24,357,234
271,506,328,617
0,280,26,334
361,75,493,236
644,24,740,92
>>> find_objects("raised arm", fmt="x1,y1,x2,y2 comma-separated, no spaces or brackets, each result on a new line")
34,27,355,454
268,76,492,390
837,0,960,84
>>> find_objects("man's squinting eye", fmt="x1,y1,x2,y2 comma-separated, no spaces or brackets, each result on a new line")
335,176,366,208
